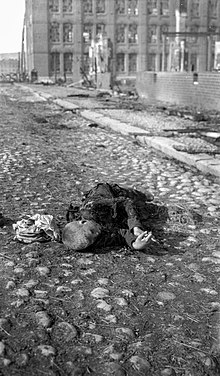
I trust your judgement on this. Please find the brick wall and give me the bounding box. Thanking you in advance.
[136,71,220,111]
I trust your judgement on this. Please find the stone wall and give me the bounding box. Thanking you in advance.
[136,71,220,110]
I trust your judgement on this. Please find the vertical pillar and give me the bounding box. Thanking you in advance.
[138,0,148,71]
[72,0,83,82]
[207,35,212,71]
[59,0,64,77]
[162,34,166,71]
[106,0,115,84]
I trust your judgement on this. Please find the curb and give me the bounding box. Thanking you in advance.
[22,86,220,179]
[80,110,220,179]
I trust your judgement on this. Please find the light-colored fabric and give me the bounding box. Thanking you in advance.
[13,214,60,243]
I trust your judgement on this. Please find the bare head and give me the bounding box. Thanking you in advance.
[62,219,102,251]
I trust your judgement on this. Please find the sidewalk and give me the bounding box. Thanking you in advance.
[20,83,220,179]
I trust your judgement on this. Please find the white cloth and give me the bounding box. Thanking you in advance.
[13,214,60,243]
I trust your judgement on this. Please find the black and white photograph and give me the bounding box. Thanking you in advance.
[0,1,220,375]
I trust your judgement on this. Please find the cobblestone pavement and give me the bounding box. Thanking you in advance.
[0,84,220,376]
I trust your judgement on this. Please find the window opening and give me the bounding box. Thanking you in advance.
[63,0,73,12]
[115,0,125,14]
[64,53,73,73]
[129,53,137,72]
[50,22,60,42]
[116,24,126,43]
[83,0,93,14]
[128,23,138,44]
[49,0,59,12]
[96,0,105,14]
[63,23,73,43]
[116,53,125,72]
[128,0,138,15]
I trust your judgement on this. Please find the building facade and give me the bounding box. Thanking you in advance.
[0,53,19,75]
[25,0,220,82]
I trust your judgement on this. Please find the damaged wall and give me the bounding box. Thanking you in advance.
[136,72,220,111]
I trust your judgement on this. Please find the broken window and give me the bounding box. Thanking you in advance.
[50,53,60,73]
[160,24,169,42]
[96,23,106,36]
[128,53,137,72]
[63,23,73,43]
[63,0,73,12]
[148,25,157,43]
[116,24,126,43]
[50,22,60,42]
[128,0,138,15]
[160,0,169,16]
[83,24,93,43]
[64,53,73,73]
[128,24,138,44]
[116,53,125,72]
[191,0,200,17]
[83,0,93,14]
[49,0,59,12]
[115,0,125,14]
[96,0,105,14]
[148,53,156,71]
[147,0,157,15]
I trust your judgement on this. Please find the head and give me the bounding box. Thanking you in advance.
[62,219,102,251]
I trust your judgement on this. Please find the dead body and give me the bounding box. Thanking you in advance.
[62,182,169,252]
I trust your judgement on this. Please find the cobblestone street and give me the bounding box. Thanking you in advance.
[0,84,220,376]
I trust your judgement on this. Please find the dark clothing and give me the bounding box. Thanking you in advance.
[66,182,165,250]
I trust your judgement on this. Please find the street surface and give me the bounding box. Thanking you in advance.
[0,84,220,376]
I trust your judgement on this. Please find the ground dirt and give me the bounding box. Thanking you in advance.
[0,84,220,376]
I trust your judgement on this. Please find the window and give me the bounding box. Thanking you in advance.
[128,0,138,15]
[63,23,73,43]
[64,53,73,73]
[115,0,125,14]
[83,53,90,74]
[191,0,200,17]
[160,24,169,42]
[96,0,105,14]
[208,24,217,41]
[160,0,169,16]
[116,24,125,43]
[147,0,157,15]
[116,53,125,72]
[128,24,138,44]
[49,0,59,12]
[50,53,60,73]
[190,25,199,43]
[50,22,60,42]
[148,53,156,71]
[83,0,93,14]
[180,0,187,13]
[208,0,217,18]
[129,53,137,72]
[63,0,73,12]
[83,24,93,43]
[96,23,106,36]
[148,25,157,43]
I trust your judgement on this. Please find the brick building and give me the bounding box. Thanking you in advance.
[25,0,220,83]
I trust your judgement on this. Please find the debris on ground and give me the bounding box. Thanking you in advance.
[13,214,60,243]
